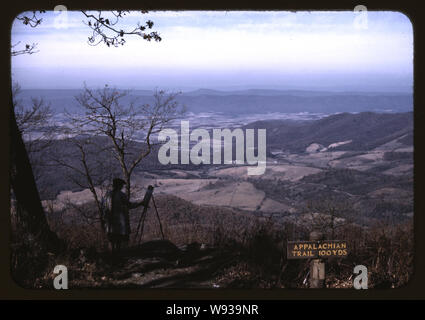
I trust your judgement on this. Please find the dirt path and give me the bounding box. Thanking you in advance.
[70,240,237,288]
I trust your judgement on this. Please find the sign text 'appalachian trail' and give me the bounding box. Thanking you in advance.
[287,240,348,259]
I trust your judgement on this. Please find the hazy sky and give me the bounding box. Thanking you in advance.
[11,11,413,92]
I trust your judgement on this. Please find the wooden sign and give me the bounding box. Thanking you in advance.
[287,240,348,260]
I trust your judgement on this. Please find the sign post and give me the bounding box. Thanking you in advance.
[287,231,348,288]
[310,259,325,288]
[309,231,325,288]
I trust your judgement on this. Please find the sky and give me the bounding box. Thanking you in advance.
[11,10,413,92]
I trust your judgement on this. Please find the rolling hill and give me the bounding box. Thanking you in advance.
[244,112,413,153]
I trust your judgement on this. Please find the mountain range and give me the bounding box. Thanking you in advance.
[18,89,413,115]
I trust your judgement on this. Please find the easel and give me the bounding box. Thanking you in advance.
[134,185,165,245]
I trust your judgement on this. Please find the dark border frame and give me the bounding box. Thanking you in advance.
[1,0,423,300]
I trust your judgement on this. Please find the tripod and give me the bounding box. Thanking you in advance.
[134,185,165,245]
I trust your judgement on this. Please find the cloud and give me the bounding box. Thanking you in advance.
[11,11,413,89]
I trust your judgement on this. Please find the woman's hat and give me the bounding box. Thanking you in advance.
[113,178,126,187]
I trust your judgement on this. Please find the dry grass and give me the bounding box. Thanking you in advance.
[11,195,414,289]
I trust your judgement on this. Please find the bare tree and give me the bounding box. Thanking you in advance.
[12,10,161,56]
[52,136,115,234]
[304,197,354,238]
[9,93,60,245]
[70,84,184,197]
[12,82,54,163]
[11,11,44,56]
[11,82,57,228]
[11,42,39,56]
[81,10,161,47]
[54,84,184,232]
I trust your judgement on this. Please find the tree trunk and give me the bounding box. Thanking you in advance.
[9,101,63,250]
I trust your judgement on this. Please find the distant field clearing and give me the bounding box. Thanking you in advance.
[212,164,322,181]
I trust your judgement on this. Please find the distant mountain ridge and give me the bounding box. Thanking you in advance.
[19,88,413,115]
[183,88,412,97]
